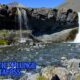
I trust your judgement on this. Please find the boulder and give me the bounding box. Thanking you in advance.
[41,66,68,80]
[37,27,78,43]
[19,66,68,80]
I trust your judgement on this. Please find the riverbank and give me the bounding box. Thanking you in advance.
[0,27,78,47]
[20,58,80,80]
[0,43,80,79]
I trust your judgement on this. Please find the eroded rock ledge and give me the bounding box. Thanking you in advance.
[0,4,79,44]
[0,4,78,35]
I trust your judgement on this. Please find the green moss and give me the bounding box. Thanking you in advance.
[76,75,80,80]
[0,76,5,79]
[36,75,46,80]
[0,39,8,45]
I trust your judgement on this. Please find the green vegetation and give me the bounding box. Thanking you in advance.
[0,30,30,45]
[0,39,8,45]
[0,76,5,79]
[76,74,80,80]
[36,75,46,80]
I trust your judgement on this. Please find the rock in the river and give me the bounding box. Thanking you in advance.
[20,66,68,80]
[41,66,68,80]
[37,27,78,43]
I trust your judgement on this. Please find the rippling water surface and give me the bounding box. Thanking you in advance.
[0,43,80,66]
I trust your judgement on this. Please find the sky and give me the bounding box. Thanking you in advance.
[0,0,65,8]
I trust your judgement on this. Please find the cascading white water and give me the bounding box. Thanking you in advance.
[21,9,28,29]
[17,8,22,40]
[74,12,80,43]
[17,8,27,43]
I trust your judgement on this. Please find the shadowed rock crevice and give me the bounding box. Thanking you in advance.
[51,75,60,80]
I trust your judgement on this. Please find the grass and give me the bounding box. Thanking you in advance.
[0,76,5,79]
[0,39,8,45]
[76,74,80,80]
[36,75,46,80]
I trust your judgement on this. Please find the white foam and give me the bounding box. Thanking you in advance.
[74,12,80,43]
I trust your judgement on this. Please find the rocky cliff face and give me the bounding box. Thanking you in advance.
[0,4,78,36]
[37,27,78,43]
[27,8,78,35]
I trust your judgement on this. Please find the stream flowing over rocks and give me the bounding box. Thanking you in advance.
[0,3,80,80]
[0,43,80,80]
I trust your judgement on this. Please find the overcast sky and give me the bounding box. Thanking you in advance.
[0,0,65,8]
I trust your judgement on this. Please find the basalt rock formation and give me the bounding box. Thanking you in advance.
[0,4,78,36]
[27,8,78,35]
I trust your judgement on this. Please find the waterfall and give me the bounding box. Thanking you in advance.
[21,9,28,29]
[17,8,22,41]
[17,8,28,43]
[74,12,80,43]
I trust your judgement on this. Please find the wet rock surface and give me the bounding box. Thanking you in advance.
[0,4,78,36]
[0,4,78,43]
[27,8,78,35]
[37,27,78,43]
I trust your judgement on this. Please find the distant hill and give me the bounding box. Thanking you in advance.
[7,1,80,12]
[58,0,80,12]
[7,2,26,8]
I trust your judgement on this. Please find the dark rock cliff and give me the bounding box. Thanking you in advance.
[27,8,78,35]
[0,4,78,36]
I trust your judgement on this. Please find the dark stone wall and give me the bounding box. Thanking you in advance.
[0,5,78,35]
[27,8,78,35]
[0,5,17,29]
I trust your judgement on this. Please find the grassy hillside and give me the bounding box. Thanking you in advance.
[57,0,80,12]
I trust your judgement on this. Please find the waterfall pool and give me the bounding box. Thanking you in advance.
[0,43,80,64]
